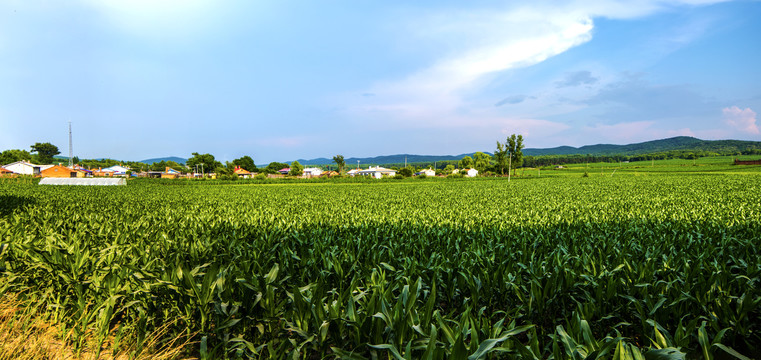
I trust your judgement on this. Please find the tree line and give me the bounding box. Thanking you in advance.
[5,136,758,178]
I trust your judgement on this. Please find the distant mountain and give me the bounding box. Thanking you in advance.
[522,136,761,156]
[285,137,761,166]
[292,153,488,166]
[139,156,187,165]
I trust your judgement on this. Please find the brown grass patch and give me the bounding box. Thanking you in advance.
[0,293,196,360]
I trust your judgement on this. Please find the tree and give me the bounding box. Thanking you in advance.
[30,142,60,164]
[232,156,257,172]
[333,155,345,174]
[186,153,222,174]
[443,164,455,174]
[398,167,413,177]
[494,141,507,175]
[264,162,289,174]
[459,155,474,169]
[150,161,168,172]
[0,149,33,165]
[289,161,304,176]
[473,152,491,172]
[506,134,524,175]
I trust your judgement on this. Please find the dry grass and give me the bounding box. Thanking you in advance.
[0,294,196,360]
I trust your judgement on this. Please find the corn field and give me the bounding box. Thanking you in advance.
[1,175,760,359]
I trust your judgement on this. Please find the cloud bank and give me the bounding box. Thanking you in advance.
[723,106,759,134]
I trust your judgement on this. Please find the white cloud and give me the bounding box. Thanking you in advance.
[79,0,220,43]
[346,0,729,133]
[723,106,759,134]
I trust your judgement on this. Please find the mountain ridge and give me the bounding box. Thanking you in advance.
[283,136,761,165]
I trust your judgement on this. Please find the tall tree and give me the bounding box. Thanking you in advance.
[459,155,474,169]
[473,152,491,172]
[186,152,222,174]
[232,156,257,172]
[332,155,345,174]
[494,141,507,175]
[289,161,304,176]
[0,149,33,165]
[264,162,289,174]
[30,142,60,164]
[506,134,525,175]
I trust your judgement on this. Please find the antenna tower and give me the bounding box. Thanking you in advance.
[68,121,73,167]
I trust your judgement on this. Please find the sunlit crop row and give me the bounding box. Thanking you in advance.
[1,175,759,359]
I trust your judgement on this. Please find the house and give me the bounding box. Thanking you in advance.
[233,166,252,178]
[162,167,181,179]
[2,161,53,176]
[278,168,290,175]
[346,169,360,177]
[40,164,79,178]
[101,165,130,176]
[302,167,323,177]
[357,166,397,179]
[416,168,436,177]
[0,167,14,177]
[465,168,478,177]
[320,170,339,177]
[72,165,93,177]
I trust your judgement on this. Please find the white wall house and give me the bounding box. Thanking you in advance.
[2,161,52,175]
[102,165,130,175]
[466,168,478,177]
[302,167,323,177]
[357,166,397,179]
[418,168,436,177]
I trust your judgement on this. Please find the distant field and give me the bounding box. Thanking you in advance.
[515,155,761,177]
[1,166,761,359]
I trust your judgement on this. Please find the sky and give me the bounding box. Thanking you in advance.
[1,0,760,163]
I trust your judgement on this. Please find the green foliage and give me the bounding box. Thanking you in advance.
[0,149,33,165]
[398,167,413,177]
[507,134,524,175]
[263,162,289,174]
[1,174,760,359]
[149,160,184,172]
[186,152,222,174]
[333,155,345,174]
[494,141,507,175]
[473,152,491,172]
[459,155,474,169]
[288,160,303,176]
[232,155,257,172]
[29,142,60,164]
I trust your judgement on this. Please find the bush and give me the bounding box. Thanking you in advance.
[398,168,413,177]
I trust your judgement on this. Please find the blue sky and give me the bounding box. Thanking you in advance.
[1,0,760,163]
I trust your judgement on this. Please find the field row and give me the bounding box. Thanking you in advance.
[1,175,760,358]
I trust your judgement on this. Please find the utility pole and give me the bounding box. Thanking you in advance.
[68,121,73,167]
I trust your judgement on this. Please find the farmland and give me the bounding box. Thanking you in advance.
[1,170,761,359]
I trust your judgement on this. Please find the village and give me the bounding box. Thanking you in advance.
[0,160,481,180]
